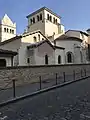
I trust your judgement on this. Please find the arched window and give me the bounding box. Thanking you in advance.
[10,29,12,33]
[67,52,73,63]
[58,55,61,64]
[50,16,52,22]
[47,14,49,20]
[4,28,6,32]
[30,19,33,24]
[38,34,40,41]
[53,17,55,24]
[40,14,42,20]
[55,19,57,24]
[7,28,9,33]
[12,30,14,34]
[37,15,40,21]
[45,54,48,65]
[33,36,37,42]
[33,17,35,23]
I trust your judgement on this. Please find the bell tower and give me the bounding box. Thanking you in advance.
[0,14,16,42]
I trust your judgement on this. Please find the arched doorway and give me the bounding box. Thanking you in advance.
[58,55,61,64]
[45,54,48,65]
[0,59,6,67]
[67,52,73,63]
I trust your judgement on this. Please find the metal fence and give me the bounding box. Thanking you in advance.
[0,68,90,104]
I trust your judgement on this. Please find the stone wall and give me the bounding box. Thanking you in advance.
[0,64,90,89]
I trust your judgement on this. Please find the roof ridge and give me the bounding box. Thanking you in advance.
[26,6,61,18]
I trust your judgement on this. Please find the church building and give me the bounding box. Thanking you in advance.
[0,7,90,67]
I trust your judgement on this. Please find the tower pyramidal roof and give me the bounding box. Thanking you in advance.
[1,14,16,27]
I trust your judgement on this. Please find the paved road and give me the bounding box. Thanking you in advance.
[0,77,90,120]
[0,72,83,103]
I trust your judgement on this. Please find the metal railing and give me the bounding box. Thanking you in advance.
[0,68,90,104]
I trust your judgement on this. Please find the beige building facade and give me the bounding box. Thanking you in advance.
[26,7,65,38]
[0,14,16,42]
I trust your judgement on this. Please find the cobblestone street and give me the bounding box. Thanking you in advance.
[0,77,90,120]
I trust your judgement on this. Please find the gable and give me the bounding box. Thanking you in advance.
[36,41,54,56]
[22,31,47,43]
[1,14,16,27]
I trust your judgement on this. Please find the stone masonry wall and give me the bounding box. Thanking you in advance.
[0,64,90,89]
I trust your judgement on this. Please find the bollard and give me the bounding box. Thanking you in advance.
[12,79,16,98]
[63,72,65,82]
[84,69,86,77]
[56,73,58,85]
[39,76,42,90]
[73,70,75,81]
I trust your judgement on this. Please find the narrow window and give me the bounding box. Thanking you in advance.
[55,19,57,24]
[58,55,61,64]
[68,53,72,63]
[40,14,42,20]
[53,32,55,35]
[4,28,6,32]
[50,16,52,22]
[7,28,9,33]
[27,58,30,63]
[12,30,14,34]
[67,52,73,63]
[10,29,12,33]
[37,15,40,21]
[33,36,37,42]
[53,18,55,24]
[47,14,49,20]
[33,17,35,23]
[30,19,33,24]
[38,34,40,41]
[45,54,48,65]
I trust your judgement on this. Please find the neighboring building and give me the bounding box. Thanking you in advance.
[0,49,17,67]
[0,31,49,66]
[26,7,65,38]
[0,14,16,42]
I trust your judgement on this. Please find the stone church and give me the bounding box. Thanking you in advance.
[0,7,90,67]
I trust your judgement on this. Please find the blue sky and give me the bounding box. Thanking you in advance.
[0,0,90,34]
